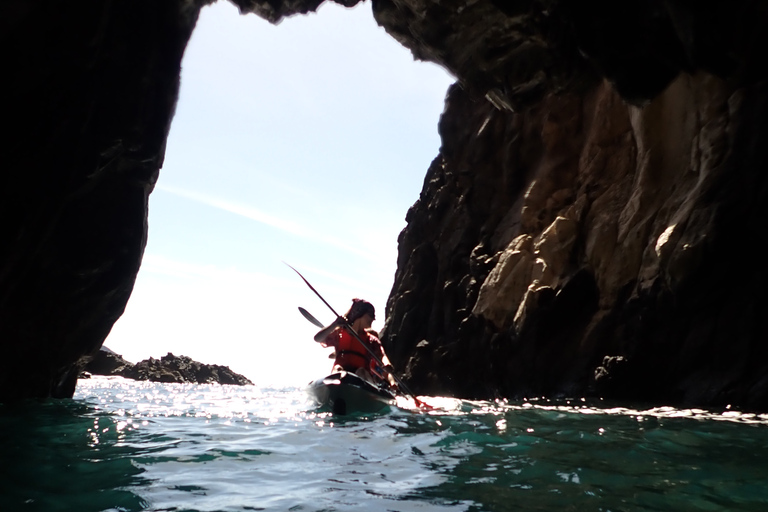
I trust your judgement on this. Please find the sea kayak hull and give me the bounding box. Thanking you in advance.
[308,371,396,414]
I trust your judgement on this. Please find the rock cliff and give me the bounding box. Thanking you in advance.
[1,1,202,400]
[2,0,767,408]
[385,76,768,409]
[373,2,768,409]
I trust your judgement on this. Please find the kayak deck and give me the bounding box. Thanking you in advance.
[308,371,396,414]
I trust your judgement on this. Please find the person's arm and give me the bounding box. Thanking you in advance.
[378,346,398,389]
[313,316,346,343]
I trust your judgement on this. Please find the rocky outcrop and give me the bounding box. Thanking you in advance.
[381,46,768,408]
[125,353,254,385]
[2,0,768,408]
[82,347,134,377]
[84,348,253,386]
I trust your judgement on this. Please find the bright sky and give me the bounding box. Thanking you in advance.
[104,0,454,387]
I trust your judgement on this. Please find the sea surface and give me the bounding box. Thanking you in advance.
[2,376,768,512]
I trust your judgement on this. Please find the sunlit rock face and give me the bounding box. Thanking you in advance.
[0,1,202,400]
[375,2,768,409]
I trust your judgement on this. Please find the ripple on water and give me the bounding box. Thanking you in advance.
[2,376,768,511]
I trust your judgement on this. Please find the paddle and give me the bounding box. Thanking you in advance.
[287,263,431,410]
[298,307,324,328]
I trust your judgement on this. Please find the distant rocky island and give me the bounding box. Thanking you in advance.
[82,347,253,386]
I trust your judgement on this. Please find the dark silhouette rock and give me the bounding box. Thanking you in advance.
[124,353,253,386]
[1,1,201,400]
[82,347,134,378]
[84,348,253,386]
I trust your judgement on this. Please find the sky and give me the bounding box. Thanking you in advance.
[104,0,454,387]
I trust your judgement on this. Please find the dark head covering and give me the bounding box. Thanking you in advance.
[345,298,375,323]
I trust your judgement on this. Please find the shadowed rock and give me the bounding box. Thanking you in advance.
[84,348,253,386]
[1,1,202,400]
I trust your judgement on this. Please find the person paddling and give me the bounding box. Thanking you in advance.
[314,299,398,390]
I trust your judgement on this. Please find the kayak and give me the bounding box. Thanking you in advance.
[308,371,396,414]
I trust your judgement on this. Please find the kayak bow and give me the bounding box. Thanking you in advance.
[308,371,396,415]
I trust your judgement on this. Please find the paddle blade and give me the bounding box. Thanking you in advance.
[298,307,324,328]
[414,397,435,411]
[394,394,437,412]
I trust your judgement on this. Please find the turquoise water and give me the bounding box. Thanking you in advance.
[2,377,768,511]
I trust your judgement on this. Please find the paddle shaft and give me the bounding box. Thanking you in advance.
[287,264,422,403]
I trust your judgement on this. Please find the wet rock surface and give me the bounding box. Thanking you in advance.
[84,348,253,386]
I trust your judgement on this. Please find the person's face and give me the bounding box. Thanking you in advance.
[361,312,374,328]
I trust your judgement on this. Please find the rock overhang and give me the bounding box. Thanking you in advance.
[1,0,766,404]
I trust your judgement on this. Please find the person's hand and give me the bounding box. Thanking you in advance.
[383,364,395,374]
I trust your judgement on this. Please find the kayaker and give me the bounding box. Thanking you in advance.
[314,299,398,389]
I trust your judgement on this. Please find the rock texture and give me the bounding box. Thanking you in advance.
[84,348,253,386]
[1,1,204,400]
[377,5,768,409]
[2,0,768,409]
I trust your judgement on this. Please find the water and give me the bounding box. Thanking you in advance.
[2,377,768,511]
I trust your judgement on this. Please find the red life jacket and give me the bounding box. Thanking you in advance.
[326,328,383,372]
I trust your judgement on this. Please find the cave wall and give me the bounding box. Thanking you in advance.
[0,1,203,399]
[2,0,767,407]
[385,75,768,409]
[374,2,768,409]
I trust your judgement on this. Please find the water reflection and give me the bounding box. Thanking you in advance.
[5,379,768,512]
[390,400,768,511]
[0,399,151,512]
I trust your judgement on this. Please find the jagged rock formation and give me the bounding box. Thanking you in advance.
[84,348,253,385]
[82,347,135,377]
[376,3,768,409]
[385,75,768,410]
[2,0,767,408]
